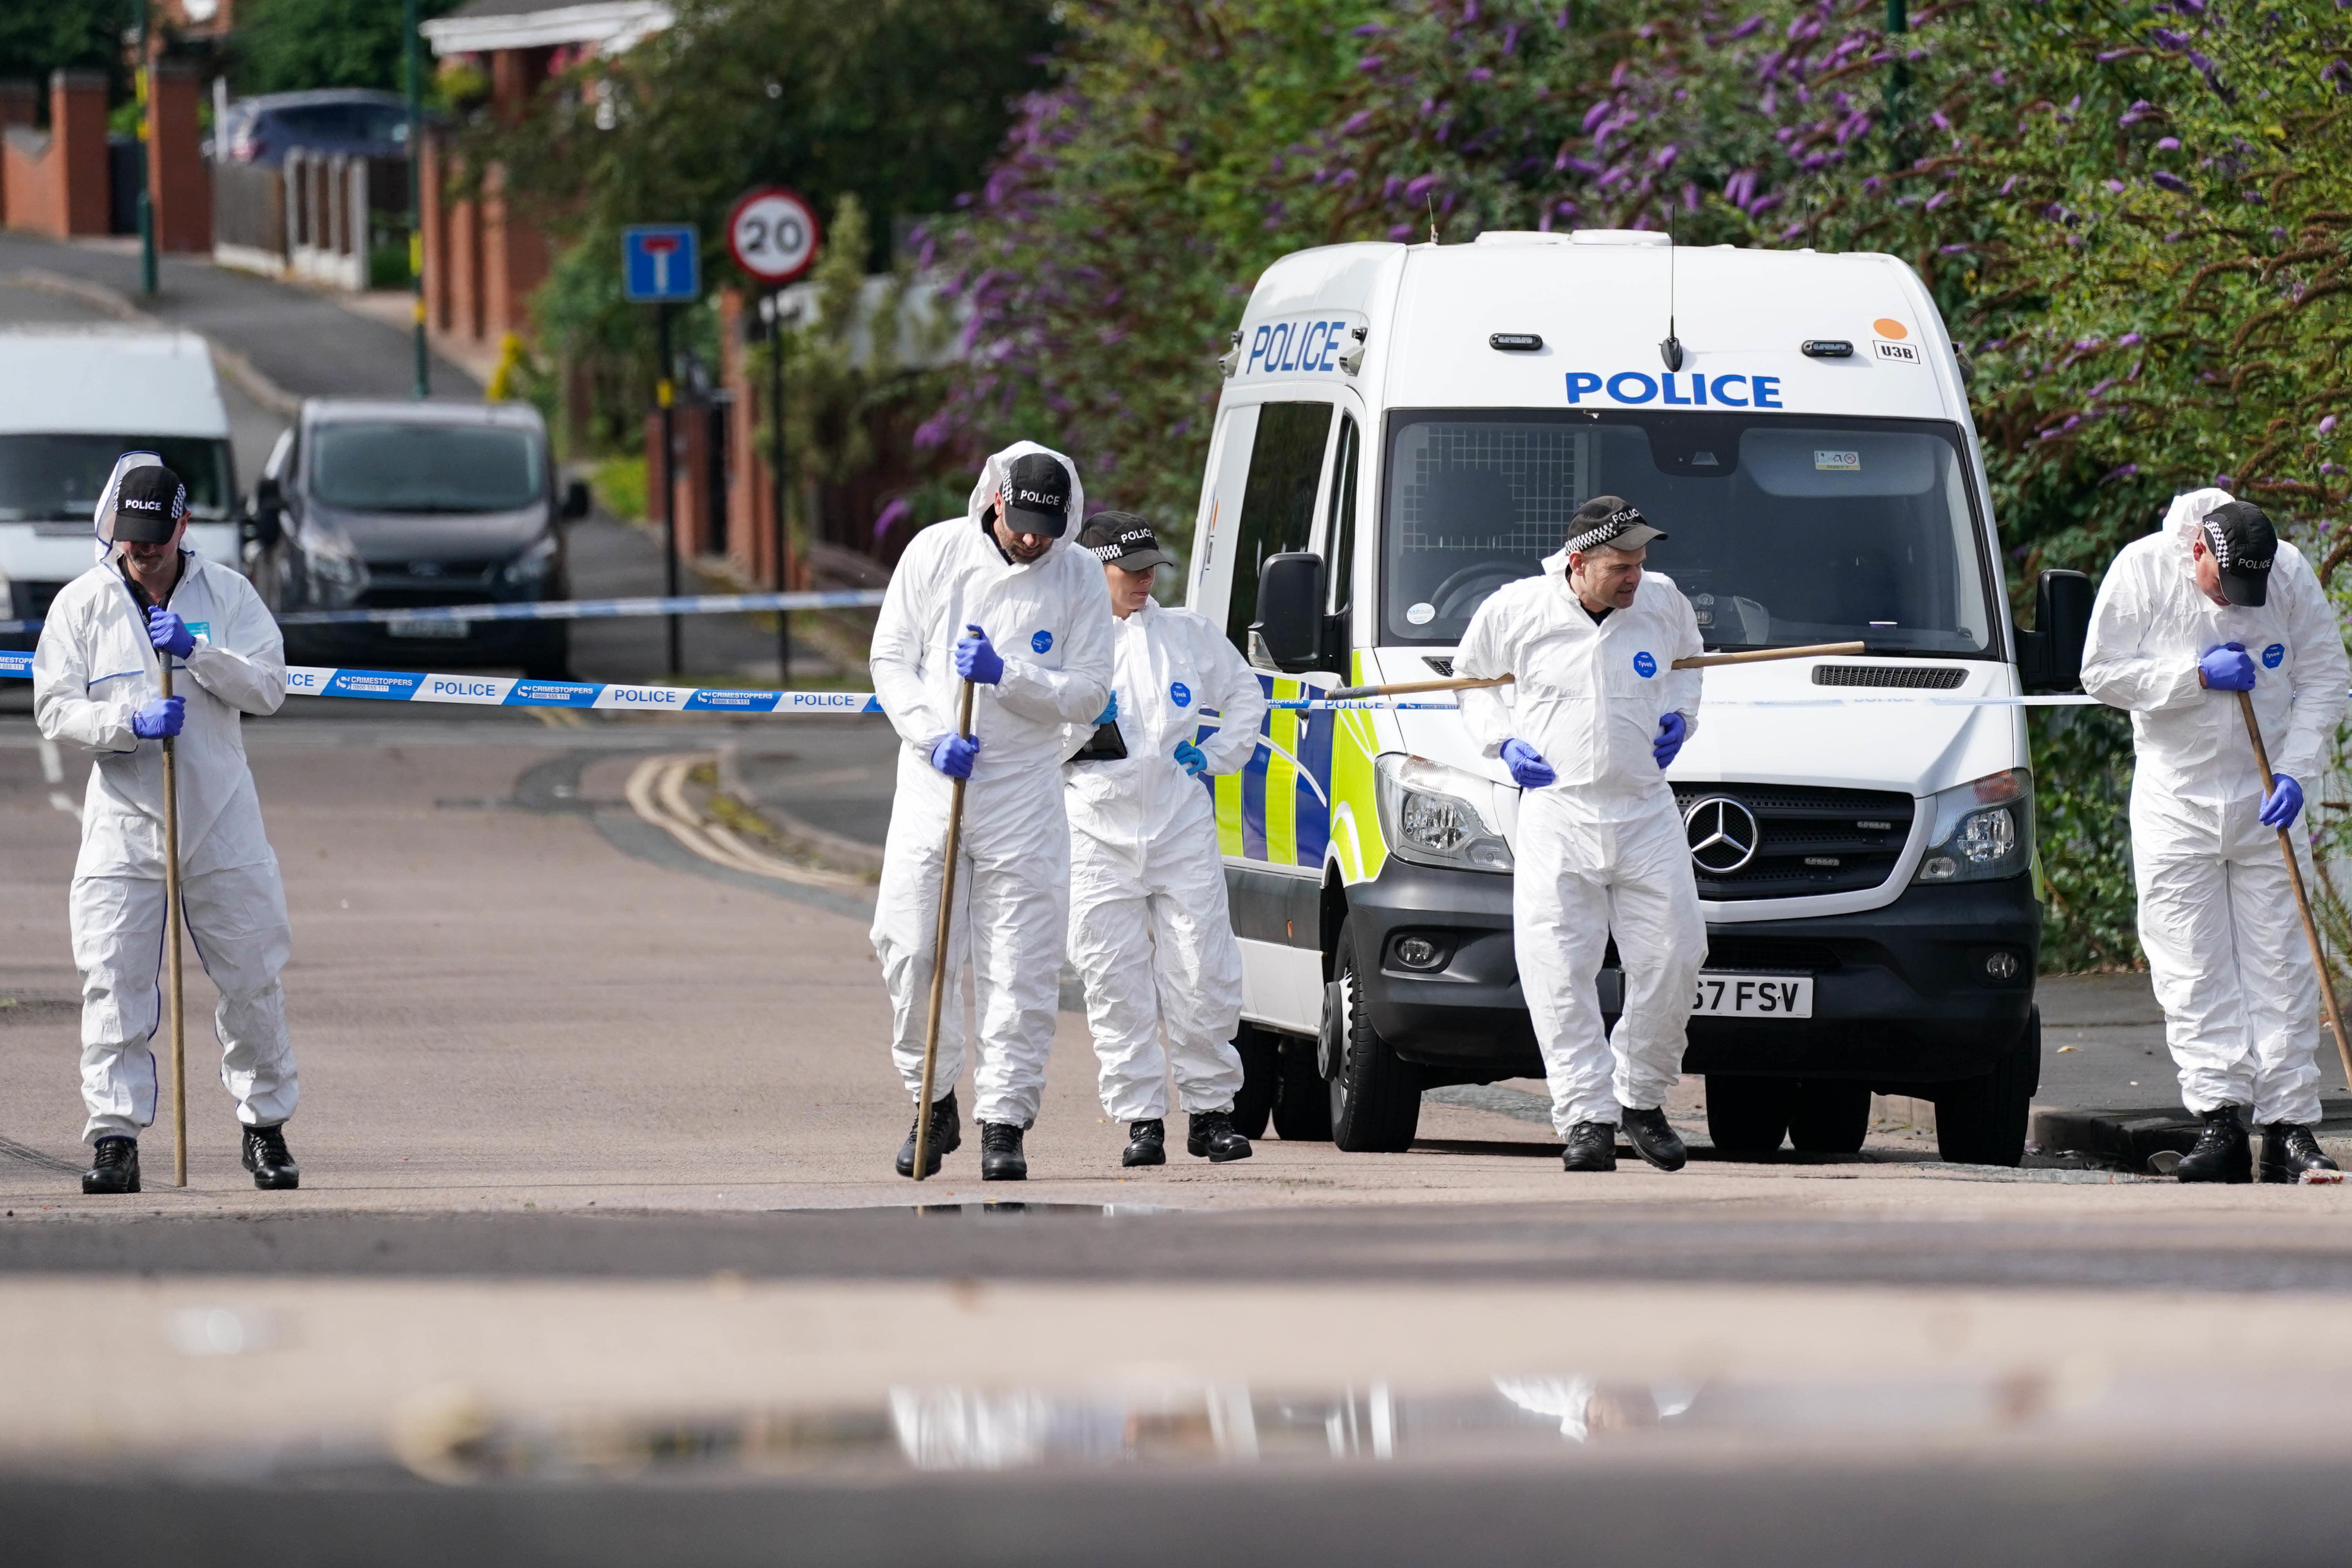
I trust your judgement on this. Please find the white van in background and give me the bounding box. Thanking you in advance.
[0,327,241,648]
[1188,231,2091,1167]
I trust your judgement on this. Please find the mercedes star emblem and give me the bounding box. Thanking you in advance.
[1684,795,1760,875]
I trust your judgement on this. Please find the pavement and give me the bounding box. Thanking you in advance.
[9,238,2352,1563]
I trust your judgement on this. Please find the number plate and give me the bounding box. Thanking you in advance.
[385,615,470,639]
[1690,973,1813,1018]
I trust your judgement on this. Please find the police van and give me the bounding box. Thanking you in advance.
[1185,231,2089,1167]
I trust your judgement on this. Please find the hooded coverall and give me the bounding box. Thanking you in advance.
[868,442,1115,1127]
[1063,600,1268,1122]
[1458,552,1707,1132]
[33,551,298,1144]
[2081,489,2351,1126]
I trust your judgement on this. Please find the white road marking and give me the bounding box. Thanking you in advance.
[624,753,868,893]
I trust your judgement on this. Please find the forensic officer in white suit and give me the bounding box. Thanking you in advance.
[1061,514,1269,1169]
[869,442,1114,1181]
[1457,496,1706,1174]
[33,455,301,1195]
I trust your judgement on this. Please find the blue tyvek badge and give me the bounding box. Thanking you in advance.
[1633,650,1657,678]
[1032,630,1053,654]
[2263,642,2286,669]
[186,621,211,644]
[1171,681,1192,707]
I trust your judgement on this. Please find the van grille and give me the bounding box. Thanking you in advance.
[1671,782,1915,901]
[1812,665,1966,690]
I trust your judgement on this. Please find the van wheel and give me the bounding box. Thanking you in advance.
[1327,919,1421,1152]
[1271,1035,1331,1142]
[1704,1076,1794,1155]
[1230,1025,1281,1139]
[1787,1081,1873,1154]
[1934,1007,2041,1167]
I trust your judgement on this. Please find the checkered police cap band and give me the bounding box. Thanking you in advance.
[2201,516,2273,573]
[1091,527,1157,562]
[1565,505,1648,555]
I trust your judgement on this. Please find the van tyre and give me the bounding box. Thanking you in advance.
[1705,1076,1794,1156]
[1933,1006,2041,1168]
[1230,1024,1282,1140]
[1328,918,1421,1152]
[1788,1080,1872,1154]
[1271,1035,1332,1142]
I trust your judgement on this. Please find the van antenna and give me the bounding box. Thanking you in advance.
[1428,195,1440,246]
[1659,198,1684,372]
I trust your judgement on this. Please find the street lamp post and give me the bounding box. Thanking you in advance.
[132,0,156,296]
[405,0,430,398]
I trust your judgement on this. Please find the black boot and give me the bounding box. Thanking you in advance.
[1186,1108,1253,1163]
[2176,1105,2252,1184]
[81,1136,140,1195]
[980,1122,1027,1181]
[895,1089,962,1178]
[1621,1107,1688,1172]
[2259,1122,2340,1183]
[1122,1119,1167,1168]
[242,1124,300,1191]
[1563,1122,1617,1172]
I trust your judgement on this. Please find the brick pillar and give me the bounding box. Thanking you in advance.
[673,401,713,557]
[480,161,548,341]
[419,131,450,333]
[51,70,110,236]
[447,174,483,344]
[718,290,766,586]
[146,59,210,252]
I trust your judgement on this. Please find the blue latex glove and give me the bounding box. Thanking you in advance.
[954,624,1005,686]
[1653,710,1689,769]
[131,696,184,740]
[147,606,196,659]
[1093,692,1118,726]
[1174,739,1207,777]
[1500,737,1555,790]
[2261,773,2304,829]
[2198,641,2255,691]
[929,731,980,778]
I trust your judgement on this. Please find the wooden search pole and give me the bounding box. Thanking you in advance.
[2236,690,2352,1091]
[158,652,188,1188]
[1323,640,1868,700]
[909,679,977,1182]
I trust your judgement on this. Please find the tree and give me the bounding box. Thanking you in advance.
[0,0,126,109]
[234,0,465,96]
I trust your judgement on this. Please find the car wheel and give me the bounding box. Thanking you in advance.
[1787,1080,1872,1154]
[1230,1024,1281,1140]
[1271,1033,1331,1142]
[1704,1075,1795,1155]
[1933,1007,2041,1167]
[1327,918,1421,1153]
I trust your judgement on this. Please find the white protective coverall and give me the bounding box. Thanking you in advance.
[33,551,298,1143]
[1063,600,1268,1122]
[1457,552,1707,1131]
[2080,489,2350,1126]
[869,442,1114,1127]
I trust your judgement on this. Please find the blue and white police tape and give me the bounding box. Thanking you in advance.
[0,586,887,638]
[0,652,882,714]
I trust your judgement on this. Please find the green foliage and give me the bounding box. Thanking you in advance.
[590,454,648,523]
[2031,706,2140,972]
[0,0,123,107]
[481,0,1056,277]
[234,0,465,95]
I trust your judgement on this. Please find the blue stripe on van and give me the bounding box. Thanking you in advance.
[1294,704,1333,869]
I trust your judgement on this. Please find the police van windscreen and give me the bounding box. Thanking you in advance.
[1379,411,1998,657]
[0,435,234,523]
[310,423,544,514]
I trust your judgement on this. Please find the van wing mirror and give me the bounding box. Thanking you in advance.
[2015,567,2092,692]
[561,477,591,521]
[1250,552,1326,673]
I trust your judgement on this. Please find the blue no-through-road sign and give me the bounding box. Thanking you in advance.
[622,224,701,303]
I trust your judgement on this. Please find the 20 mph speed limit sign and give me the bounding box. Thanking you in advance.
[727,187,821,285]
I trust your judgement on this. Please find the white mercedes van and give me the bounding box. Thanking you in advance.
[0,327,240,649]
[1186,232,2089,1167]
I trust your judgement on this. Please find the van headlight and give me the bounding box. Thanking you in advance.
[1375,753,1514,873]
[1913,768,2034,884]
[298,523,367,607]
[499,534,559,590]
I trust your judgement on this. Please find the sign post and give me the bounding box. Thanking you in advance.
[623,223,702,678]
[727,187,821,686]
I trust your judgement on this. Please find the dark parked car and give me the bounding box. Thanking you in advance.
[248,400,589,679]
[218,90,414,166]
